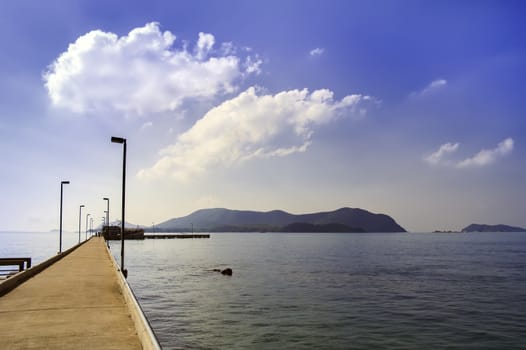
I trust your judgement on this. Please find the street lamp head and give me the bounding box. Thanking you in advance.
[103,197,109,200]
[80,204,85,208]
[111,136,126,144]
[61,181,70,185]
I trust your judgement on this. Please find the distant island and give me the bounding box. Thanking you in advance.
[461,224,526,233]
[151,207,406,233]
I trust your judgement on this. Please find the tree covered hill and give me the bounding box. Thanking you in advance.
[155,207,406,233]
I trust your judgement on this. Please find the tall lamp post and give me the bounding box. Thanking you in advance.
[111,136,127,277]
[78,205,85,244]
[103,197,110,227]
[85,213,90,240]
[59,180,70,253]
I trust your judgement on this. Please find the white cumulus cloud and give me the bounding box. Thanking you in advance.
[138,87,373,181]
[195,32,215,59]
[425,138,514,168]
[43,22,258,116]
[244,55,263,75]
[309,48,324,57]
[457,138,514,168]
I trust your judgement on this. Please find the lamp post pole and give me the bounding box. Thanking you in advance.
[103,197,109,227]
[59,180,70,253]
[78,205,85,244]
[111,136,127,277]
[90,217,93,237]
[86,213,90,240]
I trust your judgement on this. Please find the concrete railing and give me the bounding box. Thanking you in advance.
[104,242,162,350]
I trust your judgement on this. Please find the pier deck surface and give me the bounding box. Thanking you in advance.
[0,237,142,349]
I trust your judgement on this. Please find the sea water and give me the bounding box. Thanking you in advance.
[108,232,526,349]
[2,231,525,349]
[0,231,81,265]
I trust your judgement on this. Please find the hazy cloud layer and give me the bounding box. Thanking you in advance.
[425,138,514,168]
[138,87,373,181]
[44,23,259,115]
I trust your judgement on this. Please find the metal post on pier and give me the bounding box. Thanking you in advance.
[59,180,69,253]
[103,197,110,227]
[111,136,127,278]
[78,205,84,243]
[85,213,90,240]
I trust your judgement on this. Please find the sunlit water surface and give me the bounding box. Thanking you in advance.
[108,232,526,350]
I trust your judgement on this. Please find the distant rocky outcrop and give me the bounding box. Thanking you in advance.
[461,224,526,233]
[213,268,233,276]
[154,207,406,233]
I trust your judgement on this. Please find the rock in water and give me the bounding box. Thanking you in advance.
[221,268,232,276]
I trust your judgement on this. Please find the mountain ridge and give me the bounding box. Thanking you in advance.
[155,207,406,233]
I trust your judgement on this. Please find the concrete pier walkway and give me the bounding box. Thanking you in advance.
[0,237,143,349]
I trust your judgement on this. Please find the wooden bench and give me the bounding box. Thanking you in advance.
[0,258,32,276]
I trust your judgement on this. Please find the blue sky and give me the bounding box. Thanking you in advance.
[1,0,525,232]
